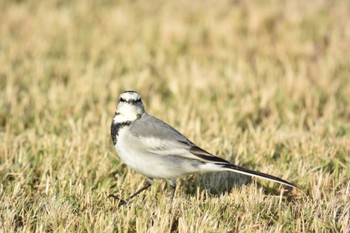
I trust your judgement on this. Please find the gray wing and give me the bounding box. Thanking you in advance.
[129,113,229,163]
[129,113,193,145]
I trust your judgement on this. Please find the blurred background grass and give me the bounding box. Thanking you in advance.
[0,0,349,232]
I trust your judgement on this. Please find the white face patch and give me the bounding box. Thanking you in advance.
[114,91,145,123]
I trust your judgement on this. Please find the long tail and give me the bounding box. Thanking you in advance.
[221,163,297,188]
[188,145,297,188]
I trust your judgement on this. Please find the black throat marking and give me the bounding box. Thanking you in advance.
[111,119,132,145]
[111,112,143,145]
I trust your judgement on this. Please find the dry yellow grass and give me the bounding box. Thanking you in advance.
[0,0,349,232]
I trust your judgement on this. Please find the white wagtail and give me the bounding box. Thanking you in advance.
[109,90,297,205]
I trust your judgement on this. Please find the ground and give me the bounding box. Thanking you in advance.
[0,0,349,232]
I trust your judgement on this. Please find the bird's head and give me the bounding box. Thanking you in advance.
[113,90,145,123]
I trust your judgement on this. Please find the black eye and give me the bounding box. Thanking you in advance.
[119,97,126,102]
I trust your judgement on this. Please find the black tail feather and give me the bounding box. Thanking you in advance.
[220,163,297,188]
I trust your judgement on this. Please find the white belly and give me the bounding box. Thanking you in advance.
[115,127,200,179]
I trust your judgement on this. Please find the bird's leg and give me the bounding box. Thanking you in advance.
[169,179,177,203]
[125,178,153,202]
[108,178,153,206]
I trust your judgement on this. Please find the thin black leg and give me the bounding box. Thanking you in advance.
[108,178,153,206]
[125,178,153,202]
[169,179,177,203]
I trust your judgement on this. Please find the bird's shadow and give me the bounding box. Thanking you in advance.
[180,172,296,200]
[181,172,251,197]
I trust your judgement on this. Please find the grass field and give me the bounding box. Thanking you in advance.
[1,0,349,232]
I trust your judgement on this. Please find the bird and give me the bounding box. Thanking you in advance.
[109,90,297,205]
